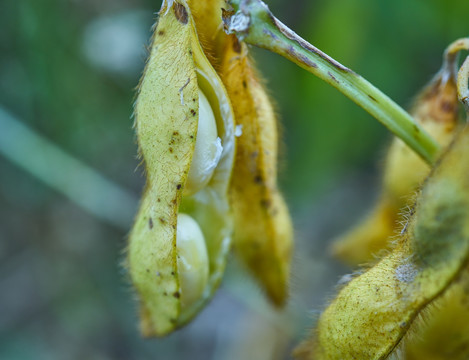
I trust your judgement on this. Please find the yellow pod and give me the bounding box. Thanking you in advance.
[403,266,469,360]
[295,125,469,359]
[128,0,235,336]
[187,0,226,64]
[331,50,462,266]
[220,35,293,306]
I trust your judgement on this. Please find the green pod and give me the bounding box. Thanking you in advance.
[128,0,235,336]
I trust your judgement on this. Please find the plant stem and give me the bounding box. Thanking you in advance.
[223,0,441,164]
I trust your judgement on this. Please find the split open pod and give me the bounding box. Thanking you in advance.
[128,0,235,336]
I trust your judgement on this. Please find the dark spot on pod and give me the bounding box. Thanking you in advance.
[176,183,182,190]
[146,269,150,273]
[190,135,194,139]
[158,30,165,36]
[190,109,196,116]
[242,80,247,89]
[174,3,188,24]
[149,217,154,229]
[232,37,242,53]
[159,217,166,224]
[260,199,272,208]
[441,100,456,113]
[173,131,179,136]
[169,147,173,153]
[157,198,161,202]
[192,98,196,102]
[171,271,175,276]
[254,175,263,184]
[173,291,181,298]
[189,50,192,56]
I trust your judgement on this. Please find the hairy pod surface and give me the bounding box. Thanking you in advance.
[295,125,469,359]
[128,0,235,336]
[220,35,293,306]
[403,266,469,360]
[332,66,462,266]
[187,0,226,65]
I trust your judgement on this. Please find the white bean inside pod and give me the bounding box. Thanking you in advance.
[176,213,209,310]
[184,88,223,196]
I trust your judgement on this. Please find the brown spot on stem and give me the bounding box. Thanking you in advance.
[176,183,182,190]
[328,71,339,83]
[173,291,180,298]
[273,17,352,73]
[174,3,188,24]
[368,94,378,102]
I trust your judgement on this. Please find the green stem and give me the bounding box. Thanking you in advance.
[223,0,440,164]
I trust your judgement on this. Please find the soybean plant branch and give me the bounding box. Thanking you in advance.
[223,0,441,165]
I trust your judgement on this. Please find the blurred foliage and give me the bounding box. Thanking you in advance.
[0,0,468,359]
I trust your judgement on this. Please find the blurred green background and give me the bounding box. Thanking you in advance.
[1,0,468,359]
